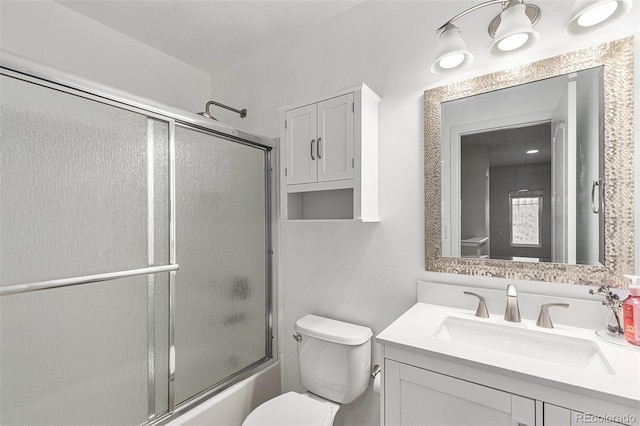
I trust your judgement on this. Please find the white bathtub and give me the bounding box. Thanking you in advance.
[167,362,282,426]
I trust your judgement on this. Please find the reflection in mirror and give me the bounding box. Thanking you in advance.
[442,68,604,266]
[424,38,634,287]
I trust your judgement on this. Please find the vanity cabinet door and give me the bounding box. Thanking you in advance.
[384,360,535,426]
[544,403,631,426]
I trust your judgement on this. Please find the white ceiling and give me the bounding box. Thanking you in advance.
[56,0,365,74]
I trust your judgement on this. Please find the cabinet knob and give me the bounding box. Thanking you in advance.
[317,137,322,159]
[310,139,315,160]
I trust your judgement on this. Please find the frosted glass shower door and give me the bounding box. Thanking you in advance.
[174,126,269,404]
[0,74,171,425]
[0,75,170,284]
[0,274,170,425]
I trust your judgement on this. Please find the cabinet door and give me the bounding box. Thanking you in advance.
[385,360,535,426]
[544,404,631,426]
[285,103,317,185]
[317,93,354,182]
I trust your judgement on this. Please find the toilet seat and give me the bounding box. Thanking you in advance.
[242,391,335,426]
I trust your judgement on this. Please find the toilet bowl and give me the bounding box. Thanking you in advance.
[242,391,339,426]
[242,315,372,426]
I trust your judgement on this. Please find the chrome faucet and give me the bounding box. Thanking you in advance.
[504,284,521,323]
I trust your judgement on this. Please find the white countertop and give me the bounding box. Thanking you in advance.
[376,303,640,406]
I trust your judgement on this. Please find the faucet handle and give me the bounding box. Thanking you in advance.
[536,303,569,328]
[463,291,490,318]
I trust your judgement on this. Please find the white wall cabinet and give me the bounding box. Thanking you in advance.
[285,93,354,185]
[279,84,379,221]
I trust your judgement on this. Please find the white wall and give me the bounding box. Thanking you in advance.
[0,0,210,112]
[208,2,640,425]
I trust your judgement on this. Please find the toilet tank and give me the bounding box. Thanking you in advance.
[294,315,372,404]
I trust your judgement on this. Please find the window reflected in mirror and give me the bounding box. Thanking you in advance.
[510,190,543,248]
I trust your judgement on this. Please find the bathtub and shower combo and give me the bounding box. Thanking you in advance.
[0,55,277,425]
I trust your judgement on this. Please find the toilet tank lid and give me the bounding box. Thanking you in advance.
[295,315,373,345]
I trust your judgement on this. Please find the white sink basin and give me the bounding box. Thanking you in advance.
[434,317,615,375]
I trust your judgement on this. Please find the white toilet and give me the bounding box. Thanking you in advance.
[242,314,373,426]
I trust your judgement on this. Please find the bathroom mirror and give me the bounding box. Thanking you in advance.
[442,67,604,265]
[424,38,634,287]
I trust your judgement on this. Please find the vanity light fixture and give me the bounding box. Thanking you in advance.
[566,0,632,35]
[487,0,541,57]
[431,23,474,74]
[431,0,541,74]
[526,149,539,154]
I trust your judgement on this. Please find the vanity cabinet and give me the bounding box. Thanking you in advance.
[377,288,639,426]
[380,345,637,426]
[385,360,535,426]
[279,84,379,221]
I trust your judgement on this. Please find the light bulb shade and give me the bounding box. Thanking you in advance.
[431,25,474,74]
[488,3,540,57]
[565,0,632,35]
